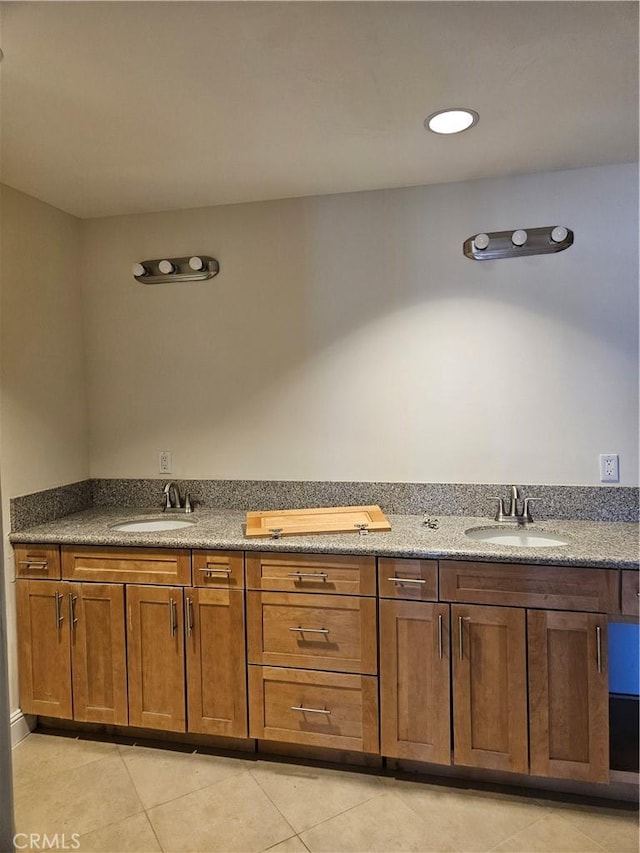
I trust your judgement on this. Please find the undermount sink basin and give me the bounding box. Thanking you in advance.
[110,518,196,533]
[465,526,570,548]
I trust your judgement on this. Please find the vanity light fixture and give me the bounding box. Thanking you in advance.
[132,255,220,284]
[425,108,479,135]
[463,226,574,260]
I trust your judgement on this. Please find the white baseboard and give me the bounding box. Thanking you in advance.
[10,709,34,747]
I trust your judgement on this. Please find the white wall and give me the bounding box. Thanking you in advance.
[1,185,89,716]
[81,163,638,487]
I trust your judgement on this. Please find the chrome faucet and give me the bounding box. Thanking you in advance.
[488,486,537,525]
[163,482,192,513]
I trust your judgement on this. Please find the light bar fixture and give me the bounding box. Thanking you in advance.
[132,256,220,284]
[463,226,574,261]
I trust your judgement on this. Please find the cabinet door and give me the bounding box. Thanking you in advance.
[16,580,72,718]
[127,586,185,732]
[186,588,247,737]
[528,610,609,782]
[379,600,450,764]
[71,583,128,725]
[452,604,528,774]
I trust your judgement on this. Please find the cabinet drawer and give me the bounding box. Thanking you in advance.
[14,545,61,579]
[378,558,437,600]
[247,591,377,674]
[246,552,375,596]
[621,571,639,617]
[193,550,244,589]
[62,546,191,585]
[439,561,618,613]
[249,665,379,753]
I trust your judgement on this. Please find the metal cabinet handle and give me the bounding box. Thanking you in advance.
[169,598,177,637]
[596,625,602,673]
[69,593,78,630]
[199,567,231,576]
[387,577,426,585]
[458,615,463,660]
[291,705,331,715]
[288,572,328,581]
[185,597,194,637]
[289,626,329,634]
[55,591,64,630]
[438,613,443,660]
[19,560,48,571]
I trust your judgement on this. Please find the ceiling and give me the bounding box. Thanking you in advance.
[0,1,637,219]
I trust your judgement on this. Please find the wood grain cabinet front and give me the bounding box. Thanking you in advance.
[528,610,609,783]
[16,579,128,725]
[452,603,528,775]
[185,587,248,737]
[621,571,639,617]
[247,591,377,674]
[246,552,376,596]
[440,561,618,613]
[62,545,191,586]
[379,600,450,764]
[249,666,379,753]
[192,550,244,589]
[126,585,186,732]
[378,558,437,601]
[15,545,61,580]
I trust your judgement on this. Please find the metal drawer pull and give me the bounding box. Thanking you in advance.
[19,560,48,571]
[291,705,332,715]
[387,577,426,585]
[289,626,330,634]
[199,566,232,575]
[185,597,194,637]
[458,615,463,660]
[69,593,78,630]
[169,598,177,637]
[438,613,443,660]
[288,572,328,581]
[596,625,602,673]
[55,591,64,629]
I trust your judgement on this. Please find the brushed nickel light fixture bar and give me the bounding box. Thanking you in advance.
[463,226,573,261]
[132,255,220,284]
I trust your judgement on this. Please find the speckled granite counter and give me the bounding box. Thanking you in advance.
[8,507,639,569]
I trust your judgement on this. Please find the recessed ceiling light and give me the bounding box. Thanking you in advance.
[425,108,479,135]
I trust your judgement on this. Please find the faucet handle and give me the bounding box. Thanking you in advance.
[184,492,192,513]
[522,497,538,523]
[488,497,507,521]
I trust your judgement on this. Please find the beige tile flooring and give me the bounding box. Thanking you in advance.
[10,732,639,853]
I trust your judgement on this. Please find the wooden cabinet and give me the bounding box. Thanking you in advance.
[249,666,378,753]
[247,591,377,674]
[440,561,618,613]
[14,545,61,579]
[378,558,437,601]
[62,546,191,586]
[379,599,450,764]
[528,610,609,782]
[452,603,528,774]
[621,571,639,617]
[16,579,127,724]
[186,587,247,737]
[246,552,375,596]
[193,550,244,589]
[71,583,128,725]
[127,586,186,732]
[17,580,72,718]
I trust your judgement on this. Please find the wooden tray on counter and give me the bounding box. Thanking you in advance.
[245,505,391,538]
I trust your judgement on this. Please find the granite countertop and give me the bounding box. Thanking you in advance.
[9,507,639,569]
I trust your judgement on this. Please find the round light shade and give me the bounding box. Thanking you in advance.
[158,260,175,274]
[132,263,147,277]
[188,256,204,271]
[425,109,479,135]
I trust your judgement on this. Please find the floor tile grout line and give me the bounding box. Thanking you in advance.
[246,767,300,838]
[293,789,393,840]
[485,813,609,853]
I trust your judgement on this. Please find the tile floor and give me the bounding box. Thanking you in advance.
[10,732,639,853]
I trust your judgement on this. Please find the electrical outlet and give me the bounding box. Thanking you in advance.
[159,451,172,475]
[599,453,619,483]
